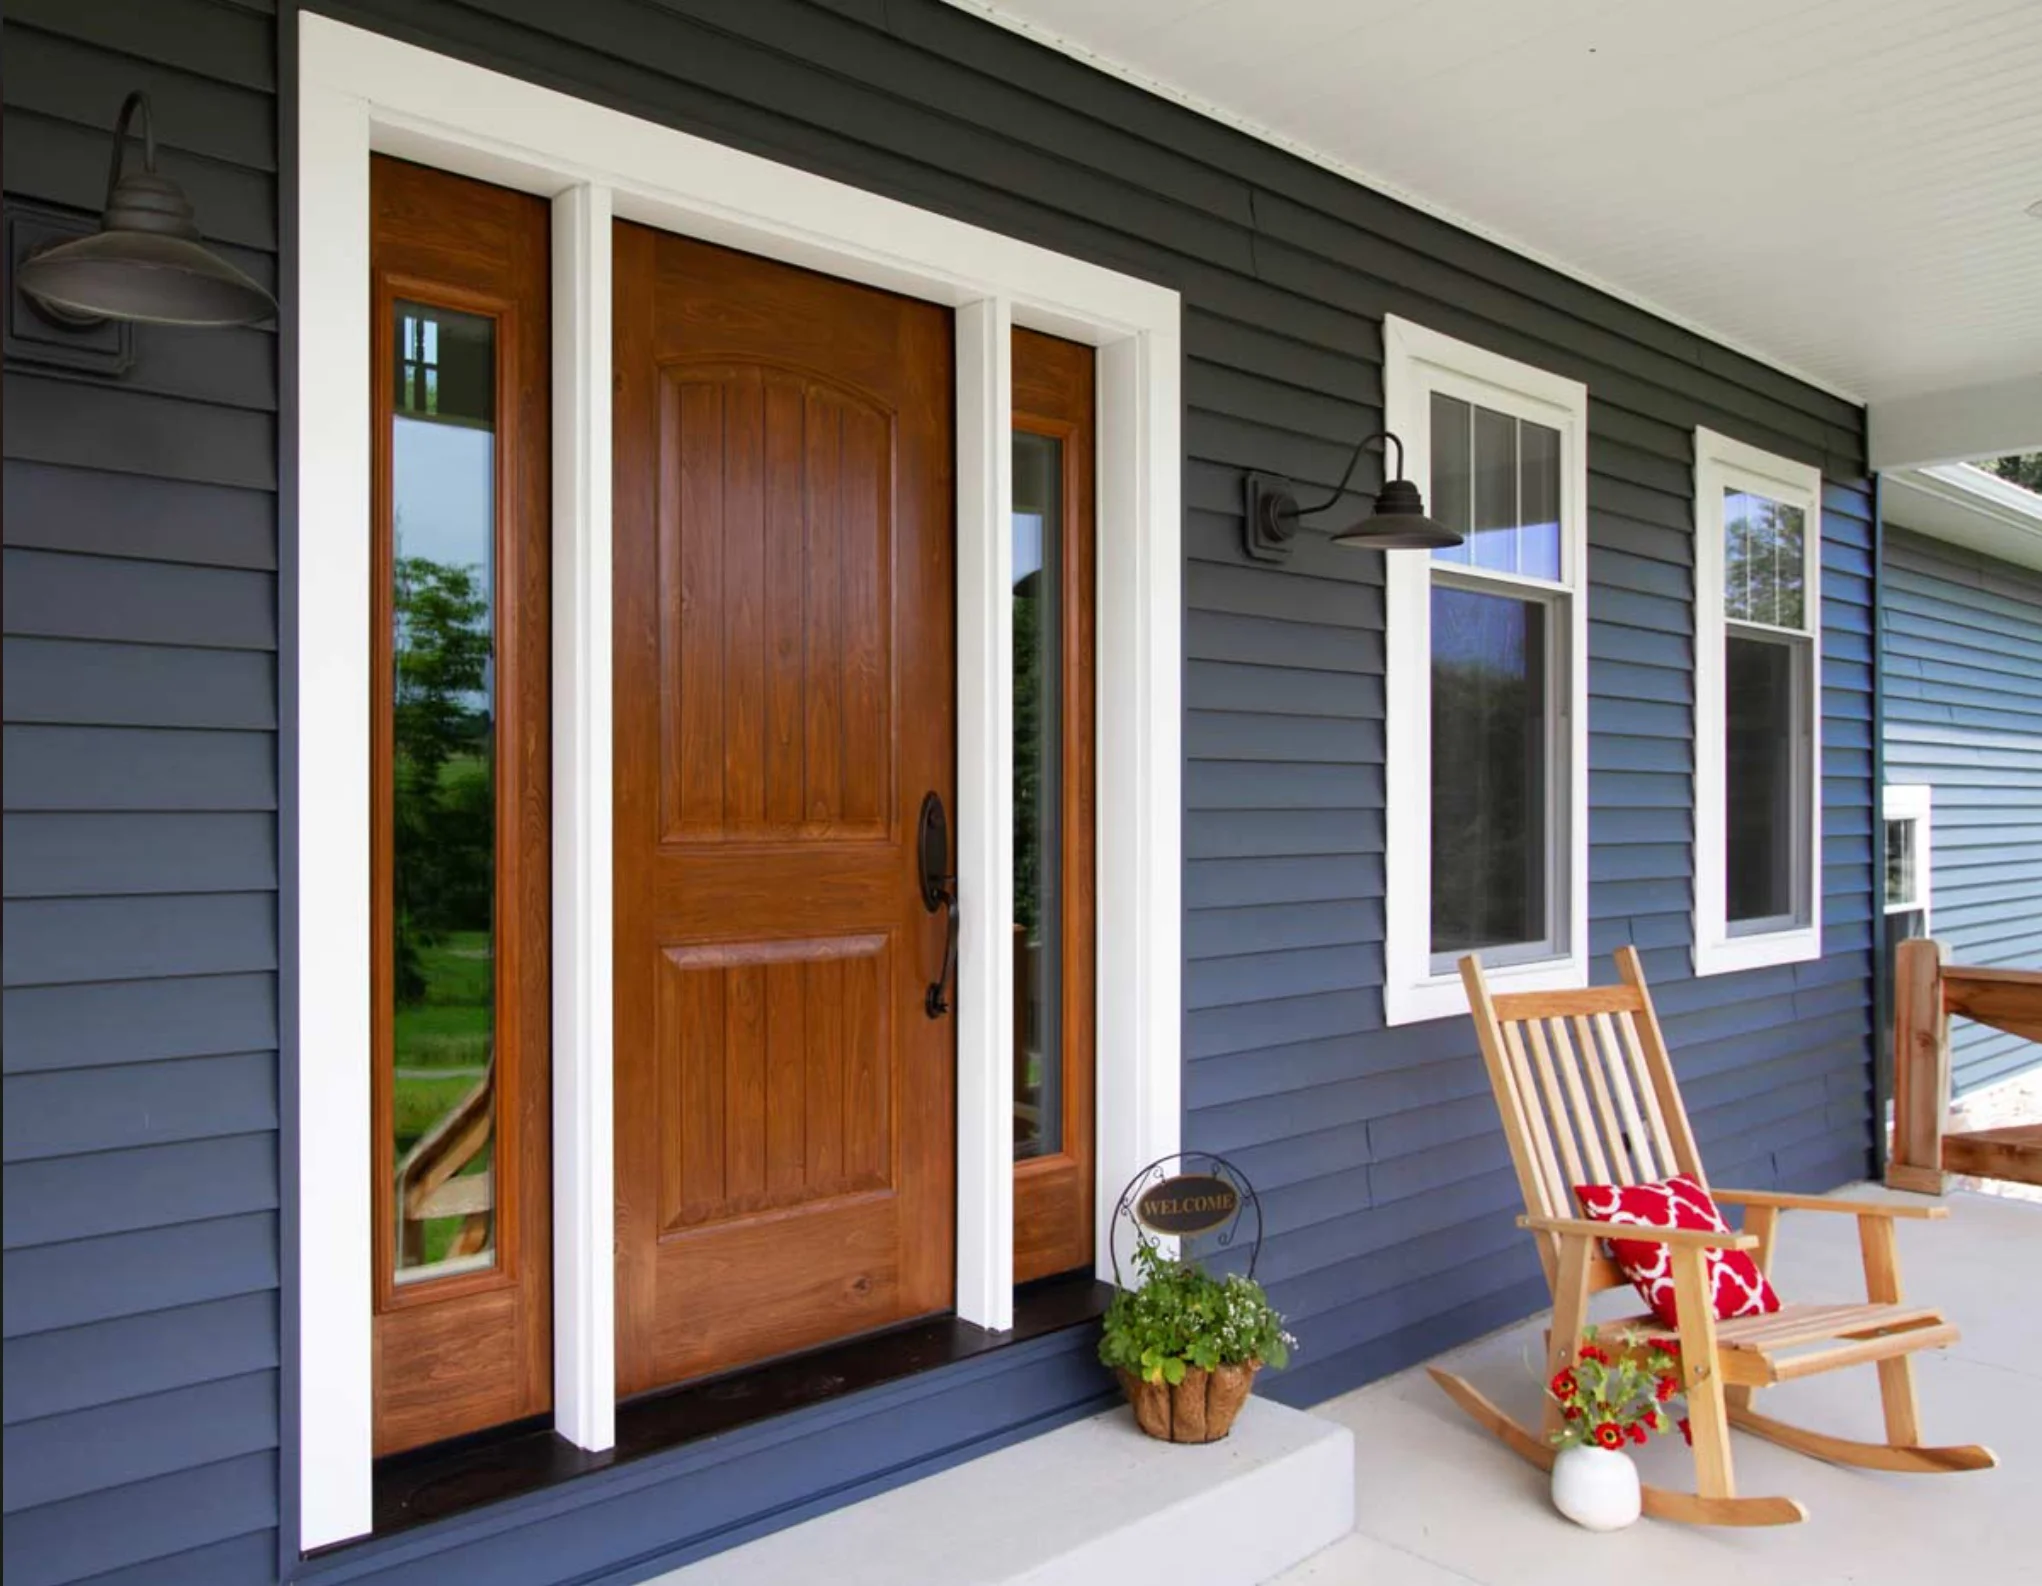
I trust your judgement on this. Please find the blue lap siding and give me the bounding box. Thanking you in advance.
[1,1,1874,1582]
[1880,525,2042,1093]
[2,4,284,1584]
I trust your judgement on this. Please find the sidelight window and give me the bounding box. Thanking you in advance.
[388,302,500,1282]
[1383,319,1589,1025]
[1692,428,1823,975]
[367,155,552,1459]
[1010,327,1097,1284]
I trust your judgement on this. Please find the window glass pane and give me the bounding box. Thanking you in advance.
[1725,633,1803,927]
[1724,488,1806,629]
[1432,399,1562,580]
[1013,429,1062,1161]
[1518,420,1562,581]
[1772,500,1806,629]
[391,302,499,1283]
[1431,585,1549,955]
[1724,488,1757,622]
[1885,816,1917,909]
[1429,392,1472,564]
[1470,404,1518,573]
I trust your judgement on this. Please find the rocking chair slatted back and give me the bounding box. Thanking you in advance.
[1462,946,1706,1292]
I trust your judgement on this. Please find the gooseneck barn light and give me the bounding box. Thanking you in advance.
[1242,429,1460,562]
[16,92,277,329]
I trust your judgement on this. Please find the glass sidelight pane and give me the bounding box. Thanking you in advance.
[1725,631,1807,929]
[391,302,499,1282]
[1431,585,1551,958]
[1012,429,1063,1161]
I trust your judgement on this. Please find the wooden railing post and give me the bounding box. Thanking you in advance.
[1887,938,1950,1194]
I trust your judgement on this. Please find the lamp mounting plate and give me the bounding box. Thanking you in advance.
[1242,472,1298,564]
[5,201,132,374]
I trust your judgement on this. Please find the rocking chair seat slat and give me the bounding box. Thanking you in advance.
[1599,1301,1949,1360]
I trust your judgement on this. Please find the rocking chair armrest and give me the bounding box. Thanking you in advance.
[1518,1214,1759,1251]
[1712,1189,1949,1221]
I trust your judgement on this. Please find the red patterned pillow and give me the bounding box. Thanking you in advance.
[1573,1174,1781,1328]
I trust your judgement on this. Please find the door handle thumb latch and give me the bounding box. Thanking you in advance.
[917,791,958,1019]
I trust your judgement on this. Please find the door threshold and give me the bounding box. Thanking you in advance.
[366,1272,1110,1542]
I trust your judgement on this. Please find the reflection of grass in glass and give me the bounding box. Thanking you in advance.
[393,1073,483,1149]
[394,931,492,1072]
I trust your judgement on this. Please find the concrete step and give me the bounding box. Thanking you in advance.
[649,1396,1356,1586]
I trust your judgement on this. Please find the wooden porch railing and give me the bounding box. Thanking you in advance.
[1887,938,2042,1193]
[395,1060,495,1267]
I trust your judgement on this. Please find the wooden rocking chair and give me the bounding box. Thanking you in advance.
[1429,947,1996,1527]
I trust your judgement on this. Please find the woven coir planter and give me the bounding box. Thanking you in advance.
[1116,1361,1260,1443]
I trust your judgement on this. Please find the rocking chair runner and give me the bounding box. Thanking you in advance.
[1430,947,1996,1527]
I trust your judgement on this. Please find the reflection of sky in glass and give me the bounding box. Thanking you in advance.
[1435,583,1530,679]
[395,415,495,709]
[1013,512,1045,585]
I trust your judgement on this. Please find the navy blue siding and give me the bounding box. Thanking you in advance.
[1,3,283,1584]
[2,1,1875,1583]
[1881,525,2042,1092]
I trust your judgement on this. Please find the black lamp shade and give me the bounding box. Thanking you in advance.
[1328,476,1462,550]
[16,93,276,329]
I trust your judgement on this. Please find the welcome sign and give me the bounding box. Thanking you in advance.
[1133,1174,1242,1237]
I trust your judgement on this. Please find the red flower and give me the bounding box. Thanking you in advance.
[1563,1404,1582,1421]
[1594,1422,1625,1450]
[1677,1417,1693,1447]
[1549,1369,1579,1400]
[1648,1336,1680,1356]
[1655,1373,1679,1403]
[1628,1423,1649,1445]
[1578,1345,1610,1365]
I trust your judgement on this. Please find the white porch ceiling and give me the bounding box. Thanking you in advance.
[953,0,2042,456]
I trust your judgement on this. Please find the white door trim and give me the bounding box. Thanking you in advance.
[296,11,1181,1552]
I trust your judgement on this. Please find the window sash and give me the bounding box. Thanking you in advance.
[1380,315,1590,1027]
[1722,624,1813,936]
[1426,572,1570,972]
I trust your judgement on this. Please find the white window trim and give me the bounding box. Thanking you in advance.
[1883,783,1933,923]
[296,13,1182,1551]
[1691,426,1824,976]
[1382,316,1591,1026]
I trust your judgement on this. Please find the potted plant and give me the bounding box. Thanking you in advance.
[1099,1240,1294,1443]
[1544,1328,1686,1530]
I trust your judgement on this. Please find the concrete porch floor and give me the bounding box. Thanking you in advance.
[1274,1185,2039,1586]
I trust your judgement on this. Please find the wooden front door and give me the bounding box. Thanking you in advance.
[612,226,956,1395]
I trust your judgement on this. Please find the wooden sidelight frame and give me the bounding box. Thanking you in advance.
[368,157,553,1454]
[1011,328,1096,1284]
[298,15,1179,1549]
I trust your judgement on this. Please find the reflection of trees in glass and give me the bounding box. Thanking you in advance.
[1013,578,1042,936]
[393,554,493,1008]
[1724,490,1804,628]
[1431,588,1544,954]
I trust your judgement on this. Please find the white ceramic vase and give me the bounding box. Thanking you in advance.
[1550,1444,1641,1531]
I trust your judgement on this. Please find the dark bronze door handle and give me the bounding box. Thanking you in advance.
[917,791,958,1018]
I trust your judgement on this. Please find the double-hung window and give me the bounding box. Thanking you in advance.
[1383,318,1590,1025]
[1692,428,1823,975]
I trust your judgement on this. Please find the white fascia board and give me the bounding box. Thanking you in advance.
[1884,464,2042,573]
